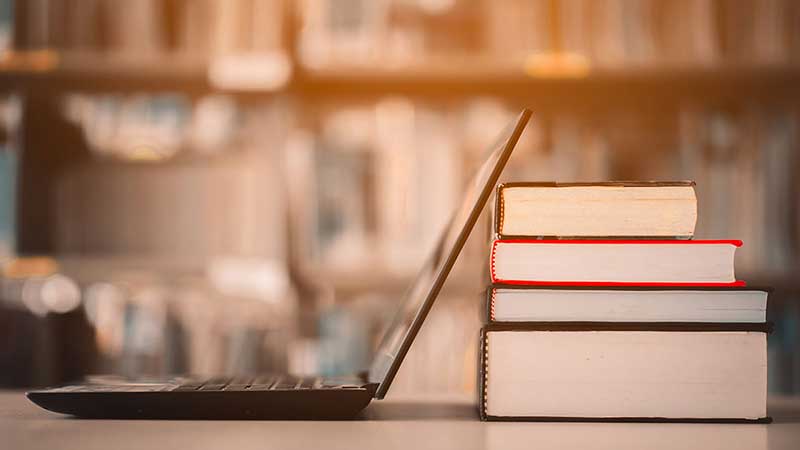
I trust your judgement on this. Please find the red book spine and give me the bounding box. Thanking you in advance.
[489,239,746,287]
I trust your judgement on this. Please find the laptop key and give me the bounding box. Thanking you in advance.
[270,377,296,390]
[320,383,364,389]
[228,376,254,384]
[173,383,203,391]
[223,377,253,391]
[252,375,277,385]
[249,376,278,391]
[298,377,318,389]
[169,375,354,391]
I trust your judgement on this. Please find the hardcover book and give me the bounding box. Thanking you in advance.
[490,239,744,286]
[494,181,697,239]
[486,285,769,323]
[479,323,771,422]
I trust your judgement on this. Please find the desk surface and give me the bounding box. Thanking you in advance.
[3,391,800,450]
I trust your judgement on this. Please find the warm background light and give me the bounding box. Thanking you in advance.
[0,0,797,395]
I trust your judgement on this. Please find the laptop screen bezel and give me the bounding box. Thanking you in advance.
[370,109,531,399]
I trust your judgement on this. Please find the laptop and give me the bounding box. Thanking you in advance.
[27,109,532,419]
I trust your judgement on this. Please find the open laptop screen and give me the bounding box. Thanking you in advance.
[369,110,531,398]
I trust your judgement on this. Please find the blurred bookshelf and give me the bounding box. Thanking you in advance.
[0,0,799,395]
[2,52,800,104]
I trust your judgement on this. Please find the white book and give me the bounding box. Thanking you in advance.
[490,239,742,286]
[480,327,769,421]
[488,286,768,323]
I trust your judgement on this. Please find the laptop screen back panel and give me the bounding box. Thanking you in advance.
[369,110,531,398]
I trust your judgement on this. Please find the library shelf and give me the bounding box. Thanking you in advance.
[0,51,798,104]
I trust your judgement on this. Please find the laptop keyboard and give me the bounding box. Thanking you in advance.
[42,375,368,393]
[173,375,332,391]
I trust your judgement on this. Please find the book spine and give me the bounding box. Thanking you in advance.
[485,286,495,322]
[493,184,505,238]
[479,327,488,421]
[489,239,498,283]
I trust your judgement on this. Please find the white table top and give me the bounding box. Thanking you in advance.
[3,391,800,450]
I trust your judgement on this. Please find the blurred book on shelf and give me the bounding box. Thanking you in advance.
[294,0,800,72]
[678,106,799,276]
[285,101,462,279]
[0,94,19,261]
[13,0,285,57]
[3,0,800,81]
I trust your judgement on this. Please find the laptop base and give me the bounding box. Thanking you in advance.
[28,376,378,420]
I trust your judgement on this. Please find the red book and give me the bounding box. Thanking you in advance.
[490,239,745,287]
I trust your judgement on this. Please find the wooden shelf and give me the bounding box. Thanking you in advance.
[0,51,212,94]
[292,63,800,106]
[1,51,799,105]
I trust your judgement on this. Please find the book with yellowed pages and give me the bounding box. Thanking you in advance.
[494,181,697,239]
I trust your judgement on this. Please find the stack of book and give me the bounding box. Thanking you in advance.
[479,181,771,422]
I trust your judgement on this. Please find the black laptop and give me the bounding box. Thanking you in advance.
[27,110,532,419]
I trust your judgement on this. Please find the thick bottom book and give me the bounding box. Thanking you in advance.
[479,323,770,422]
